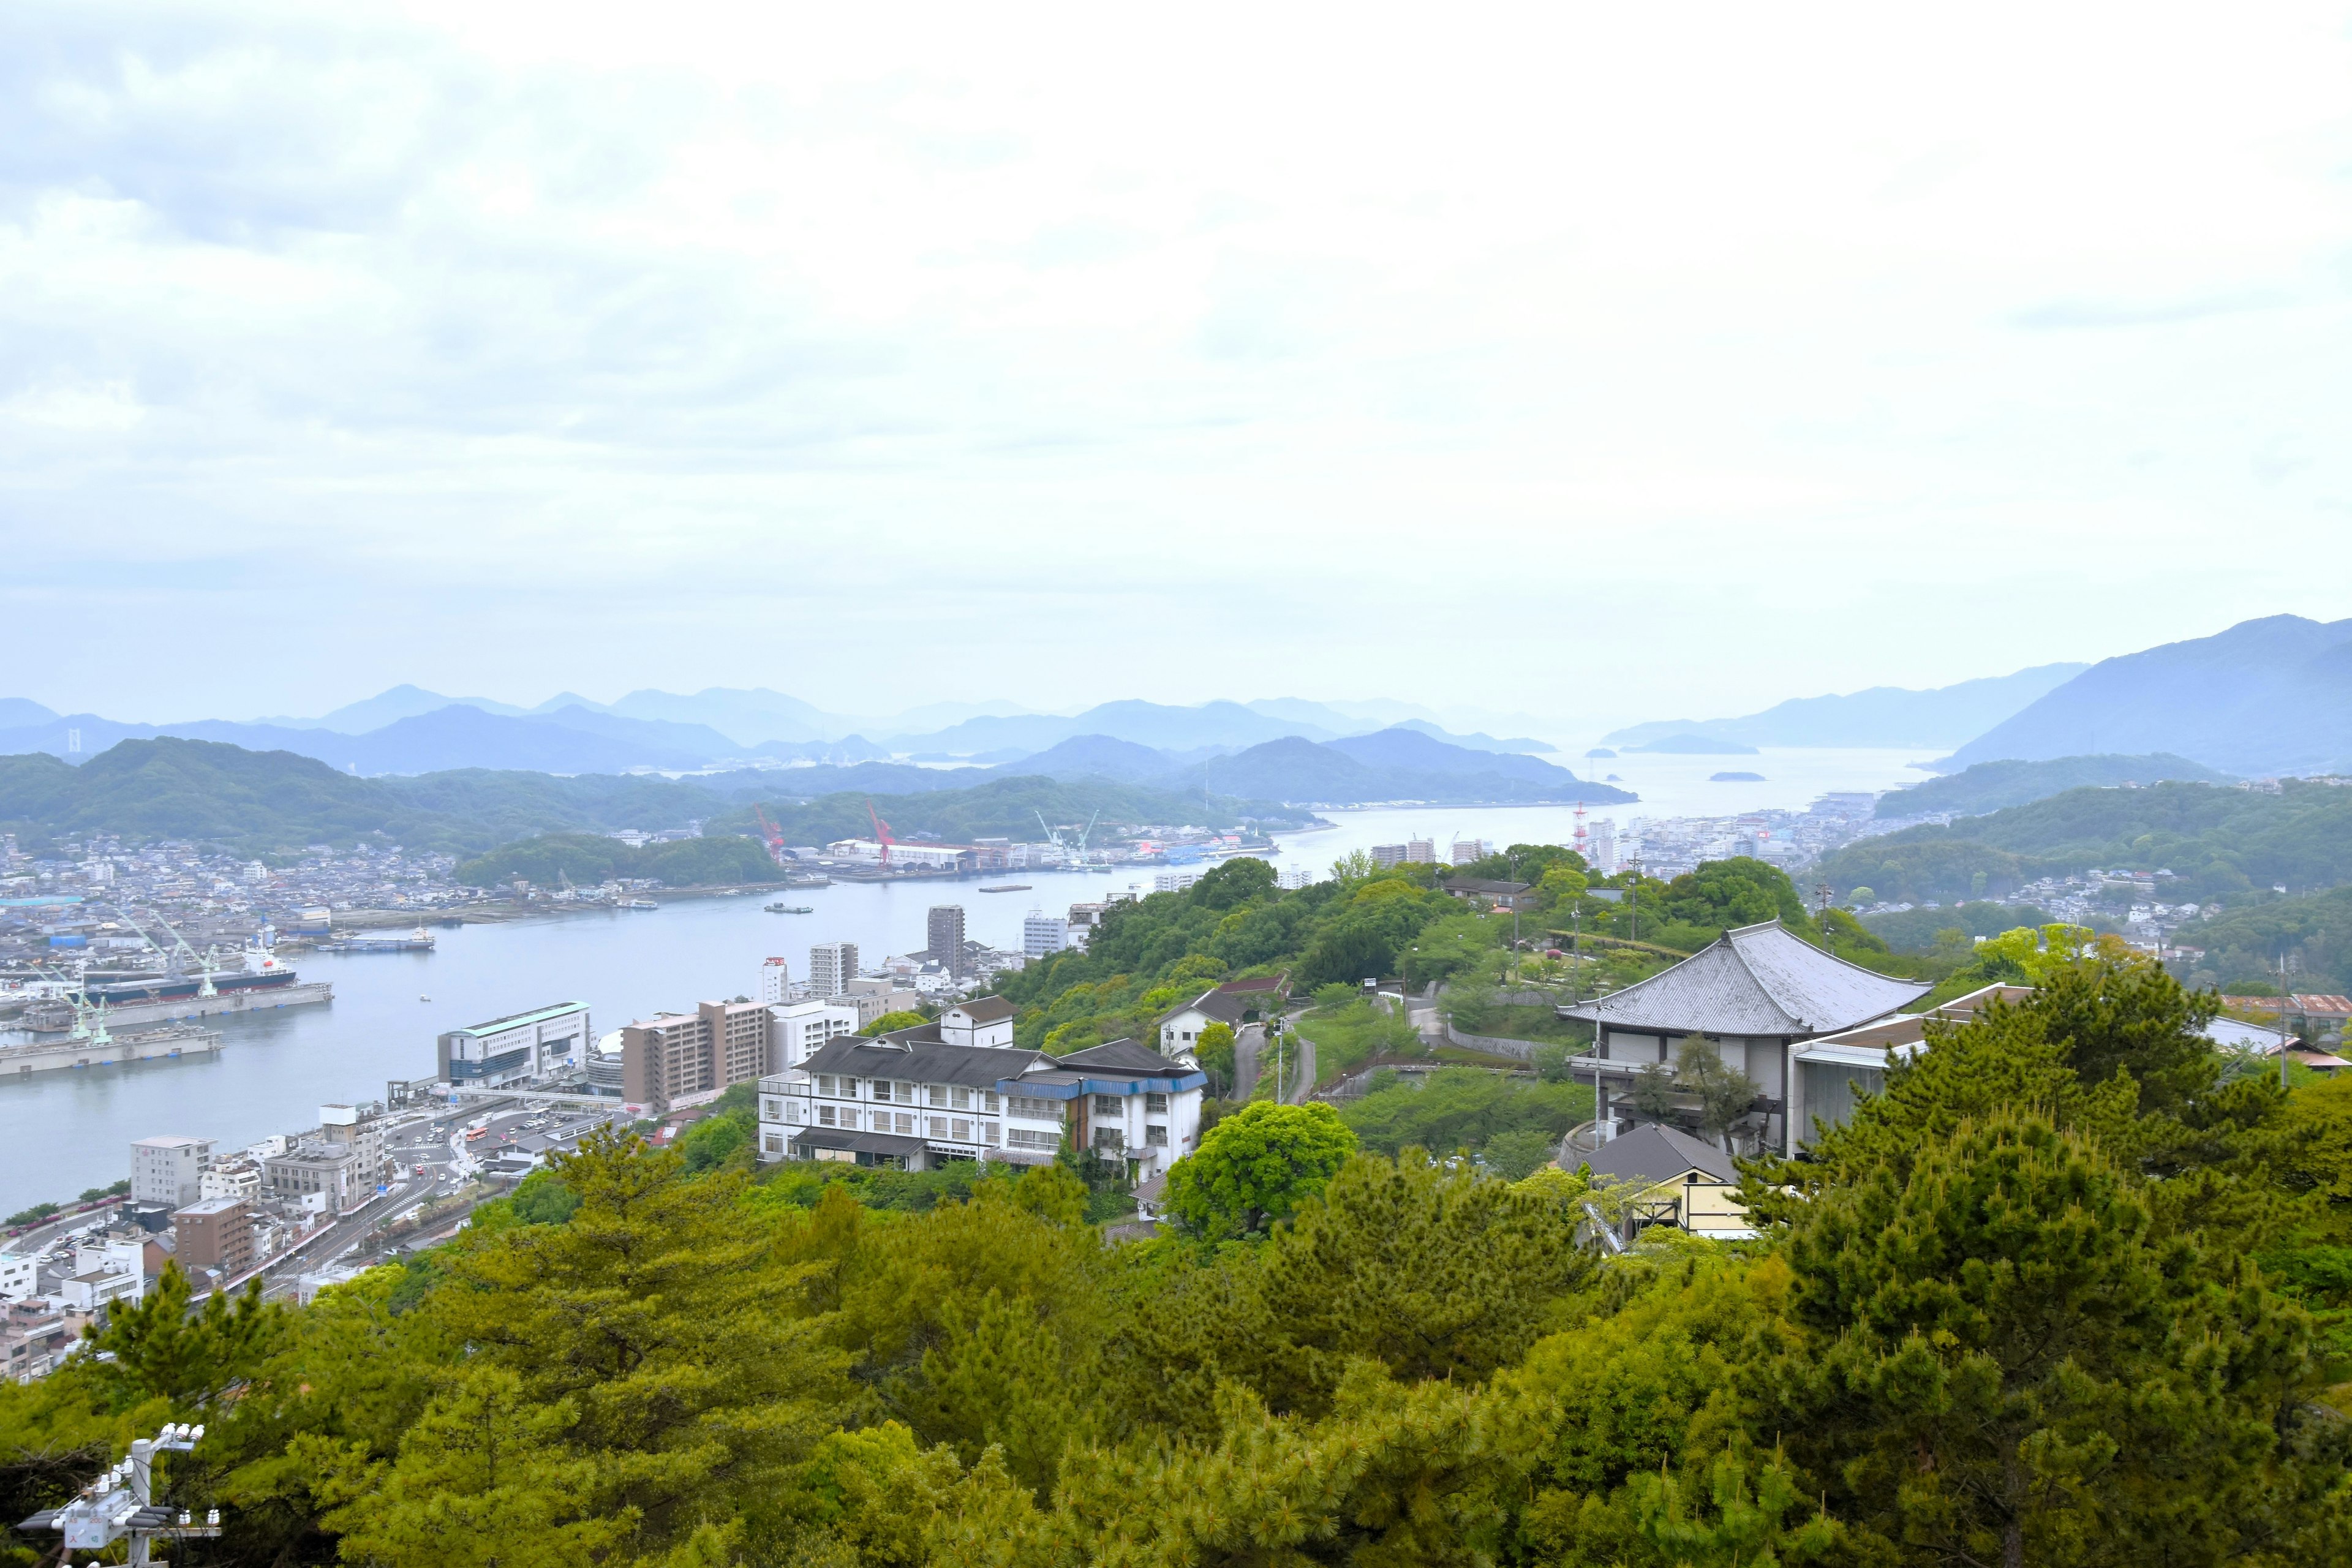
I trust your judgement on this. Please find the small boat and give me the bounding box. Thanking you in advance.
[764,903,815,914]
[978,884,1033,893]
[420,995,432,1002]
[620,899,660,911]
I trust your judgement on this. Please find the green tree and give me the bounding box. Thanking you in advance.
[860,1009,928,1036]
[1631,1060,1679,1121]
[1771,1114,2341,1568]
[1163,1101,1358,1238]
[80,1264,285,1414]
[1193,1021,1237,1095]
[1480,1126,1557,1181]
[1675,1037,1760,1150]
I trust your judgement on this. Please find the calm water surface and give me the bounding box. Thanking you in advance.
[0,746,1927,1210]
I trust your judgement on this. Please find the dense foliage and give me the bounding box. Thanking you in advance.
[9,956,2351,1567]
[1820,777,2352,905]
[454,832,788,889]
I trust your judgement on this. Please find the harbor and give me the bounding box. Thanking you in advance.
[0,1023,222,1077]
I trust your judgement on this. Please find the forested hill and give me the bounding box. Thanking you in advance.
[1876,753,2233,818]
[0,739,1317,859]
[1818,777,2352,904]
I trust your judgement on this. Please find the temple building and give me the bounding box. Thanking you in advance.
[1558,919,1931,1155]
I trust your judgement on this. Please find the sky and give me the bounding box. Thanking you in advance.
[4,1,2351,730]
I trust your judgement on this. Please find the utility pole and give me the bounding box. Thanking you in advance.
[1626,855,1643,943]
[2274,946,2300,1091]
[18,1422,220,1564]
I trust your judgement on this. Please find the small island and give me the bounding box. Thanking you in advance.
[1585,747,1617,758]
[1710,771,1766,782]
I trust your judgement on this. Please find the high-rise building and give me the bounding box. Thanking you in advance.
[1278,864,1316,890]
[1023,910,1068,959]
[619,1000,777,1112]
[130,1136,214,1208]
[1588,819,1617,875]
[809,942,858,999]
[927,906,968,977]
[760,956,792,1005]
[1406,837,1436,864]
[435,1002,592,1088]
[1450,838,1490,865]
[173,1199,254,1278]
[1371,844,1407,868]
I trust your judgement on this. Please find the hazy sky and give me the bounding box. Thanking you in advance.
[5,2,2350,728]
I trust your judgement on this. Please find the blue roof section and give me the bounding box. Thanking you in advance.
[997,1071,1208,1100]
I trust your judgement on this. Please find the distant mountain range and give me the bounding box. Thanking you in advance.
[1875,754,2235,819]
[993,728,1635,806]
[0,688,1566,778]
[1604,662,2089,750]
[1937,616,2352,777]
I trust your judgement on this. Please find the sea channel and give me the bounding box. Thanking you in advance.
[0,745,1934,1211]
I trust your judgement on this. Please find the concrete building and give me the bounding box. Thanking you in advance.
[760,957,793,1005]
[927,907,968,978]
[809,942,858,1000]
[1158,976,1291,1054]
[1277,863,1316,890]
[198,1158,263,1203]
[172,1198,254,1278]
[1406,837,1436,865]
[1588,818,1618,875]
[620,999,778,1112]
[437,1001,593,1088]
[130,1136,214,1209]
[1023,910,1068,959]
[1450,838,1490,865]
[318,1104,391,1186]
[263,1145,363,1215]
[1371,844,1408,869]
[758,1000,1202,1180]
[769,998,861,1071]
[1153,868,1205,894]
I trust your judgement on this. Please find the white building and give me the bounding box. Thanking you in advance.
[1450,838,1491,865]
[436,1001,593,1088]
[0,1253,41,1302]
[760,956,793,1005]
[198,1159,263,1203]
[1023,910,1068,959]
[822,840,967,870]
[1153,868,1205,895]
[757,998,1202,1181]
[768,998,861,1071]
[1588,819,1617,875]
[1277,863,1317,891]
[809,941,858,999]
[130,1136,214,1208]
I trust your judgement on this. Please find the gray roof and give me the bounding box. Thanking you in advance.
[950,996,1016,1023]
[1061,1038,1177,1073]
[1164,988,1250,1026]
[1560,921,1928,1038]
[800,1035,1043,1089]
[1583,1123,1738,1185]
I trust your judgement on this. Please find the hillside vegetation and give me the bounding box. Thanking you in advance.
[1819,777,2352,905]
[1879,753,2232,818]
[6,956,2351,1566]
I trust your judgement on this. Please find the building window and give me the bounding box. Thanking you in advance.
[1008,1128,1058,1150]
[927,1085,946,1108]
[895,1113,914,1136]
[1093,1094,1123,1117]
[895,1082,914,1106]
[786,1102,805,1126]
[983,1091,1000,1112]
[762,1099,782,1121]
[1009,1095,1060,1118]
[952,1087,971,1110]
[1145,1093,1169,1114]
[1091,1127,1125,1152]
[763,1133,783,1154]
[952,1118,970,1140]
[982,1121,1000,1145]
[1145,1124,1168,1147]
[818,1106,837,1127]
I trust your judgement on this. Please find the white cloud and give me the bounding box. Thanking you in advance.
[1,0,2349,725]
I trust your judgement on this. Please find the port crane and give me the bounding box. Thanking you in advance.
[106,903,219,997]
[865,798,895,870]
[1035,807,1102,867]
[753,804,788,865]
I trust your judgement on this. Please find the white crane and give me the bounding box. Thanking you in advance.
[107,903,217,997]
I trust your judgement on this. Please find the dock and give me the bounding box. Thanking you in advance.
[0,1024,224,1079]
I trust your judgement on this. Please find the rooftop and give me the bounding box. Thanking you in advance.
[948,996,1017,1023]
[1583,1123,1739,1186]
[452,1001,589,1035]
[1561,921,1928,1038]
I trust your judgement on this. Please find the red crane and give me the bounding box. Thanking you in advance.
[865,797,895,870]
[753,804,786,865]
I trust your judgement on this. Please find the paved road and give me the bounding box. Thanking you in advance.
[1232,1022,1264,1098]
[1286,1033,1317,1102]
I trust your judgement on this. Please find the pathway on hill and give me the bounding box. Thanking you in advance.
[1232,1022,1263,1100]
[1285,1033,1316,1102]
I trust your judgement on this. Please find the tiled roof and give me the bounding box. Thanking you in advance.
[1164,988,1250,1025]
[951,996,1017,1023]
[1060,1038,1174,1072]
[799,1035,1042,1089]
[1582,1123,1739,1185]
[1561,921,1927,1037]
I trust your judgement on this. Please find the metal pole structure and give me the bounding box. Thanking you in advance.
[15,1422,221,1563]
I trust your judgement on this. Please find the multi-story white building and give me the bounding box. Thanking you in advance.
[198,1159,263,1203]
[1023,910,1068,959]
[130,1136,214,1208]
[1277,863,1317,890]
[768,998,861,1071]
[1450,838,1491,865]
[437,1001,593,1088]
[809,942,858,1000]
[1153,868,1205,895]
[757,997,1204,1181]
[1588,819,1618,875]
[760,956,793,1005]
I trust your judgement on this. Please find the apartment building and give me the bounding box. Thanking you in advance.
[172,1198,254,1279]
[757,997,1203,1180]
[130,1136,214,1208]
[927,906,967,977]
[769,998,861,1071]
[760,957,793,1005]
[809,941,858,999]
[1023,910,1068,958]
[436,1001,592,1088]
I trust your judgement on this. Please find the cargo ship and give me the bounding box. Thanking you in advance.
[75,944,303,1006]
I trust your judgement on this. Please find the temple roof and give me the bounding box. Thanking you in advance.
[1559,920,1928,1038]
